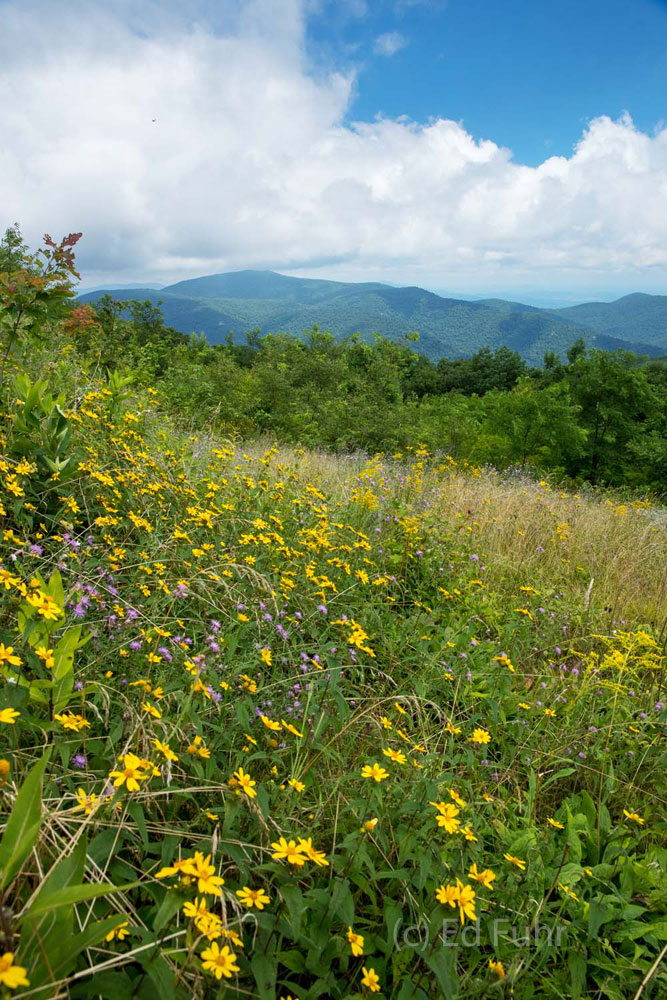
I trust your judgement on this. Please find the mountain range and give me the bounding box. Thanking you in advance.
[76,271,667,363]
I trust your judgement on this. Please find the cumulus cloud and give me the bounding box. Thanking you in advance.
[1,0,666,295]
[373,31,408,56]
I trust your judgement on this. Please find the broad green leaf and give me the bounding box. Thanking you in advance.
[141,952,177,1000]
[0,751,49,889]
[568,948,587,998]
[19,837,87,978]
[52,626,84,710]
[251,947,277,1000]
[25,879,139,918]
[70,969,134,999]
[47,568,65,609]
[542,766,575,790]
[328,877,354,925]
[588,900,616,939]
[152,889,187,934]
[127,801,149,849]
[281,884,305,935]
[423,947,458,999]
[398,982,429,1000]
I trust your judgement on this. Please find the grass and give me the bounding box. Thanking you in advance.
[0,383,665,999]
[246,439,667,629]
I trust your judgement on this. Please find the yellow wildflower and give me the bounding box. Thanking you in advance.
[236,886,270,909]
[361,967,381,993]
[0,953,29,989]
[361,763,389,782]
[347,927,364,956]
[200,942,239,980]
[232,767,257,798]
[109,753,148,792]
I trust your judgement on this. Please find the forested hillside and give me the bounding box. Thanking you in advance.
[71,292,667,490]
[556,293,667,347]
[77,270,667,363]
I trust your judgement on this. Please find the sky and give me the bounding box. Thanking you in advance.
[1,0,667,305]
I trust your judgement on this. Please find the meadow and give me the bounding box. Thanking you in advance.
[0,235,666,999]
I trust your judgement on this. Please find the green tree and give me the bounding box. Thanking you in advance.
[475,378,586,470]
[564,350,656,484]
[0,223,28,271]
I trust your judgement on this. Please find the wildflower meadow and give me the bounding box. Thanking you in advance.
[0,235,665,998]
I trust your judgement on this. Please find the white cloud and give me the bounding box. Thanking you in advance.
[373,31,408,56]
[1,0,666,296]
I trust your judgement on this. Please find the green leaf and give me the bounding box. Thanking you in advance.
[127,801,149,849]
[153,890,187,934]
[542,766,575,791]
[278,950,306,974]
[256,783,270,820]
[568,948,587,998]
[70,970,134,999]
[52,625,87,711]
[397,982,429,1000]
[328,877,354,925]
[25,879,139,919]
[251,947,277,1000]
[141,952,176,1000]
[281,884,305,935]
[599,804,612,840]
[588,900,616,939]
[21,913,126,990]
[565,805,583,864]
[641,921,667,941]
[423,947,458,999]
[0,751,49,889]
[47,569,65,609]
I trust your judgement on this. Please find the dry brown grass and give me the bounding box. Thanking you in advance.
[240,440,667,632]
[429,471,667,630]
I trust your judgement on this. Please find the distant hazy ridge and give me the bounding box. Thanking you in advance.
[77,271,667,362]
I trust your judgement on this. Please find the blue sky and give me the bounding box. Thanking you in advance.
[308,0,667,166]
[1,0,667,303]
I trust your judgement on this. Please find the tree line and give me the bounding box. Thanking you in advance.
[73,294,666,490]
[1,226,665,490]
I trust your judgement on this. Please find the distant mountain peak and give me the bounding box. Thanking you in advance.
[75,271,667,363]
